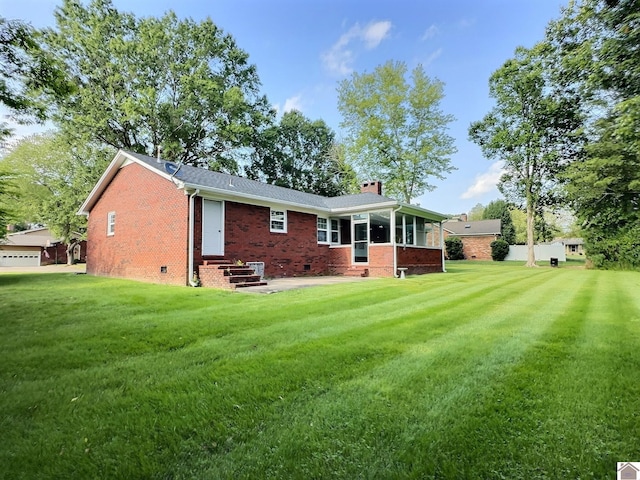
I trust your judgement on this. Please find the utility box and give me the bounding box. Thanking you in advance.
[550,257,559,267]
[246,261,265,279]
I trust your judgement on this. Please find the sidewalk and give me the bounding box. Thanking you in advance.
[237,275,376,294]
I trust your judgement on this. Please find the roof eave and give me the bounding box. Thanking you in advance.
[397,202,448,222]
[328,200,399,214]
[182,182,331,214]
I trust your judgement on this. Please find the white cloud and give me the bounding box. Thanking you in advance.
[461,161,505,199]
[283,95,303,113]
[425,48,443,66]
[322,20,392,75]
[421,24,439,41]
[363,21,392,49]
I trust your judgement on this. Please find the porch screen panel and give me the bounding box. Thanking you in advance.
[416,217,426,246]
[370,211,391,243]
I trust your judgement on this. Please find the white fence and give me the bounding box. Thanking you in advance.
[505,244,566,262]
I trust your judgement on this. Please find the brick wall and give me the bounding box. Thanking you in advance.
[444,233,498,260]
[328,244,443,277]
[222,201,331,278]
[86,163,190,285]
[327,244,395,277]
[397,246,443,274]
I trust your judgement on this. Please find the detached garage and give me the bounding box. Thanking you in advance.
[0,227,79,267]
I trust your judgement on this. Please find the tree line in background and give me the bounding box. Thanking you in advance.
[1,0,638,270]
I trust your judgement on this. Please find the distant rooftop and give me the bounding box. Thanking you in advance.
[443,219,501,236]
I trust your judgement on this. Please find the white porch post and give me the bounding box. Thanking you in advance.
[440,221,446,272]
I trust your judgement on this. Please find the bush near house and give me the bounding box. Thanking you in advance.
[490,239,510,261]
[445,236,464,260]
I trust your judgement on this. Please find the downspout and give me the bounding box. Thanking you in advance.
[440,220,447,273]
[392,206,402,277]
[188,189,200,286]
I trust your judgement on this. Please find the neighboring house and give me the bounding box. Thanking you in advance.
[555,237,584,256]
[78,150,448,288]
[0,227,86,267]
[443,219,502,260]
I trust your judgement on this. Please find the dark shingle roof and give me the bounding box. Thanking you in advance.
[80,149,447,220]
[443,219,501,236]
[128,151,398,211]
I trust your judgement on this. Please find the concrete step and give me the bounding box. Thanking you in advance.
[228,274,262,283]
[234,281,268,289]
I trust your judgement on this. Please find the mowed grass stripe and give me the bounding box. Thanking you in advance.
[409,270,640,479]
[166,268,592,479]
[0,267,547,381]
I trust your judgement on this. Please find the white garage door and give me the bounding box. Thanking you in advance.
[0,251,41,267]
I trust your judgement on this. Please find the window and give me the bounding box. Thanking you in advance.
[370,211,391,243]
[330,219,339,243]
[270,209,287,233]
[107,211,116,236]
[317,217,328,243]
[405,215,415,245]
[416,217,426,246]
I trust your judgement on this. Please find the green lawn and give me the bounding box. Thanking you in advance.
[1,263,639,479]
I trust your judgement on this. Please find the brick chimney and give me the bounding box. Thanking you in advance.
[361,181,382,195]
[459,213,468,222]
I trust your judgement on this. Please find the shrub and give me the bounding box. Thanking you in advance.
[445,237,465,260]
[490,239,510,261]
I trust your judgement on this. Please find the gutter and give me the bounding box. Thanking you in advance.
[188,189,200,286]
[392,206,402,278]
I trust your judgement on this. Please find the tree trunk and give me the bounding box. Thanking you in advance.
[66,241,78,266]
[525,201,537,267]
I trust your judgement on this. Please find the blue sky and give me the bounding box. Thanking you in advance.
[1,0,568,215]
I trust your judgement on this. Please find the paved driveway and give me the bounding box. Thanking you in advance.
[0,264,87,274]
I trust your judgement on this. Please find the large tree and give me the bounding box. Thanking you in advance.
[337,61,456,203]
[0,134,112,263]
[469,45,584,267]
[246,110,357,196]
[39,0,273,174]
[546,0,640,268]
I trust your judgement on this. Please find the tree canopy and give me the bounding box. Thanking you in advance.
[38,0,273,174]
[246,110,358,196]
[0,16,70,140]
[337,61,456,203]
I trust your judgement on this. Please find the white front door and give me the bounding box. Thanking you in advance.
[202,200,224,255]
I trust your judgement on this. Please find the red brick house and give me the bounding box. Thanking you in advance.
[443,219,501,260]
[78,150,447,288]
